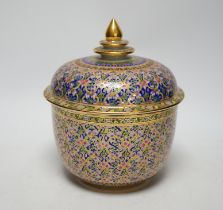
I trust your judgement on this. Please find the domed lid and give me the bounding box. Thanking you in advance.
[44,19,184,114]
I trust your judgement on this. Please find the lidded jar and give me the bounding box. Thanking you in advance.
[44,19,184,188]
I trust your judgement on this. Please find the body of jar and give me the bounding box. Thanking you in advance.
[52,105,177,186]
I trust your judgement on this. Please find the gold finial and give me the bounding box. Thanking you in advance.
[94,18,134,57]
[106,18,122,41]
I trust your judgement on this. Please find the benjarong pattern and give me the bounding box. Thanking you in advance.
[52,105,177,186]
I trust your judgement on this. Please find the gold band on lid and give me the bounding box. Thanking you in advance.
[94,18,134,57]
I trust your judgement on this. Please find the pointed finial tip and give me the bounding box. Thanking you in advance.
[106,18,122,40]
[94,18,134,56]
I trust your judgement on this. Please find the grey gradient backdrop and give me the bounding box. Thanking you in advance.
[0,0,223,210]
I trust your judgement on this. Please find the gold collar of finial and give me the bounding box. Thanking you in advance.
[94,18,134,58]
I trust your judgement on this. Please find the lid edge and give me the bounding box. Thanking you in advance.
[44,86,184,115]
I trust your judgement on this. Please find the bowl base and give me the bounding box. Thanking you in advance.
[72,176,155,193]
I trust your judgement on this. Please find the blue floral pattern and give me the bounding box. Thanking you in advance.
[51,56,177,106]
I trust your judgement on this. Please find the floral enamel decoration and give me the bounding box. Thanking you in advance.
[44,18,184,190]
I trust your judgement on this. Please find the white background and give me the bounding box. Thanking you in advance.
[0,0,223,209]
